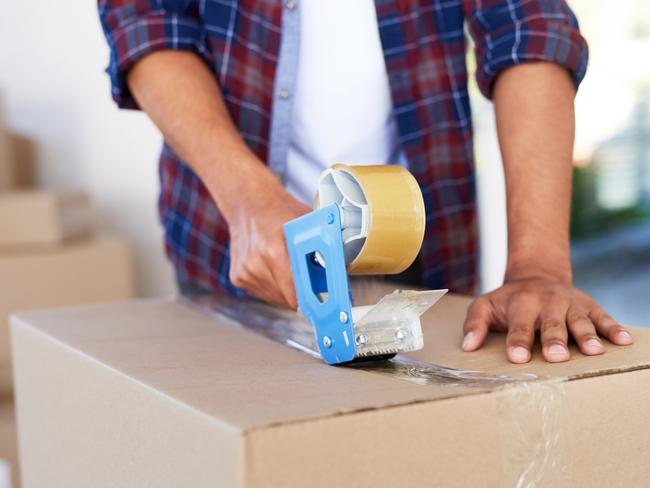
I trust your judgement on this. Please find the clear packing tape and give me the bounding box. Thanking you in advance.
[185,289,569,487]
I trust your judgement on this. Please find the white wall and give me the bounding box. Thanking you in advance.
[473,100,508,293]
[0,1,176,297]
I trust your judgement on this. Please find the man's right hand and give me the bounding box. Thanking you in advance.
[225,176,310,309]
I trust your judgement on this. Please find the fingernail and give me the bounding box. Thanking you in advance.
[548,343,568,357]
[586,337,604,352]
[462,332,475,350]
[510,346,530,363]
[617,330,633,344]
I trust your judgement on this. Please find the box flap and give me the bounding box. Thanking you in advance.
[11,284,650,432]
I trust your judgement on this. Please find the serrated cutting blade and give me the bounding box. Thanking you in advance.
[350,289,447,360]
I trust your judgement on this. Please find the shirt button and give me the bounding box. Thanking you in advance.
[278,89,290,99]
[285,0,296,11]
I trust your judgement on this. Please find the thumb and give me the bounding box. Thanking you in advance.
[462,296,493,351]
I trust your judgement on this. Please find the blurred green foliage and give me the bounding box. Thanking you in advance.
[571,165,650,239]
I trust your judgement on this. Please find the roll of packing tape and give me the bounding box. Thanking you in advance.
[316,164,425,275]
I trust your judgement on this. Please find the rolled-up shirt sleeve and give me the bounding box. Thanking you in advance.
[98,0,212,109]
[463,0,588,99]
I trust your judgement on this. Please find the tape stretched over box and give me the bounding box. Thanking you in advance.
[187,290,568,487]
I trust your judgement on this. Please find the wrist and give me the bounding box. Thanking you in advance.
[203,152,285,224]
[505,253,573,285]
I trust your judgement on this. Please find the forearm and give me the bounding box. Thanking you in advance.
[127,50,283,222]
[493,62,576,284]
[128,50,307,307]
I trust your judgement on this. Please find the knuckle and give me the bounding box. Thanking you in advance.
[540,319,564,333]
[538,289,556,304]
[588,308,607,322]
[578,292,598,308]
[230,274,244,288]
[230,268,251,289]
[598,313,617,326]
[574,327,598,340]
[242,260,258,276]
[567,308,588,324]
[268,241,286,259]
[602,313,617,324]
[228,266,240,283]
[262,246,276,261]
[508,323,533,337]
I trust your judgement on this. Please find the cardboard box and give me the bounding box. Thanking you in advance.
[0,238,135,392]
[4,135,34,190]
[10,285,650,487]
[0,129,12,192]
[0,130,32,193]
[0,403,19,488]
[0,191,93,248]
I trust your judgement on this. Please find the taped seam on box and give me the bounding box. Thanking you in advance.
[184,293,539,388]
[496,378,569,488]
[186,292,570,484]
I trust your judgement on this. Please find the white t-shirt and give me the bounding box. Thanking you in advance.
[285,0,403,205]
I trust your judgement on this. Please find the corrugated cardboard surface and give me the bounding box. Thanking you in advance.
[0,191,93,247]
[11,290,650,487]
[0,238,135,392]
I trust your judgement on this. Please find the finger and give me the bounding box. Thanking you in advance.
[567,308,605,355]
[275,240,299,310]
[536,295,571,362]
[267,245,298,310]
[505,294,540,363]
[252,276,287,308]
[539,314,570,363]
[589,308,634,346]
[243,258,288,308]
[462,296,493,352]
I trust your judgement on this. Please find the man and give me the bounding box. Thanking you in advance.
[98,0,633,364]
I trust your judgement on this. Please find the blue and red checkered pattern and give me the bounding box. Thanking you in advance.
[99,0,588,296]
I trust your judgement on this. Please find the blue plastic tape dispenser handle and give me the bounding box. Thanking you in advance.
[284,203,356,364]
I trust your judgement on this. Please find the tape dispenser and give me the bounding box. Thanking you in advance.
[284,164,447,365]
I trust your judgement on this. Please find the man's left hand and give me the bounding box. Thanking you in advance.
[461,276,634,363]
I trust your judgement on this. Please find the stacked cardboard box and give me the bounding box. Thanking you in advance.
[0,191,93,247]
[0,127,13,191]
[0,126,136,487]
[0,129,31,193]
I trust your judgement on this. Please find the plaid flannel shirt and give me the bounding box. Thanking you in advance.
[99,0,588,296]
